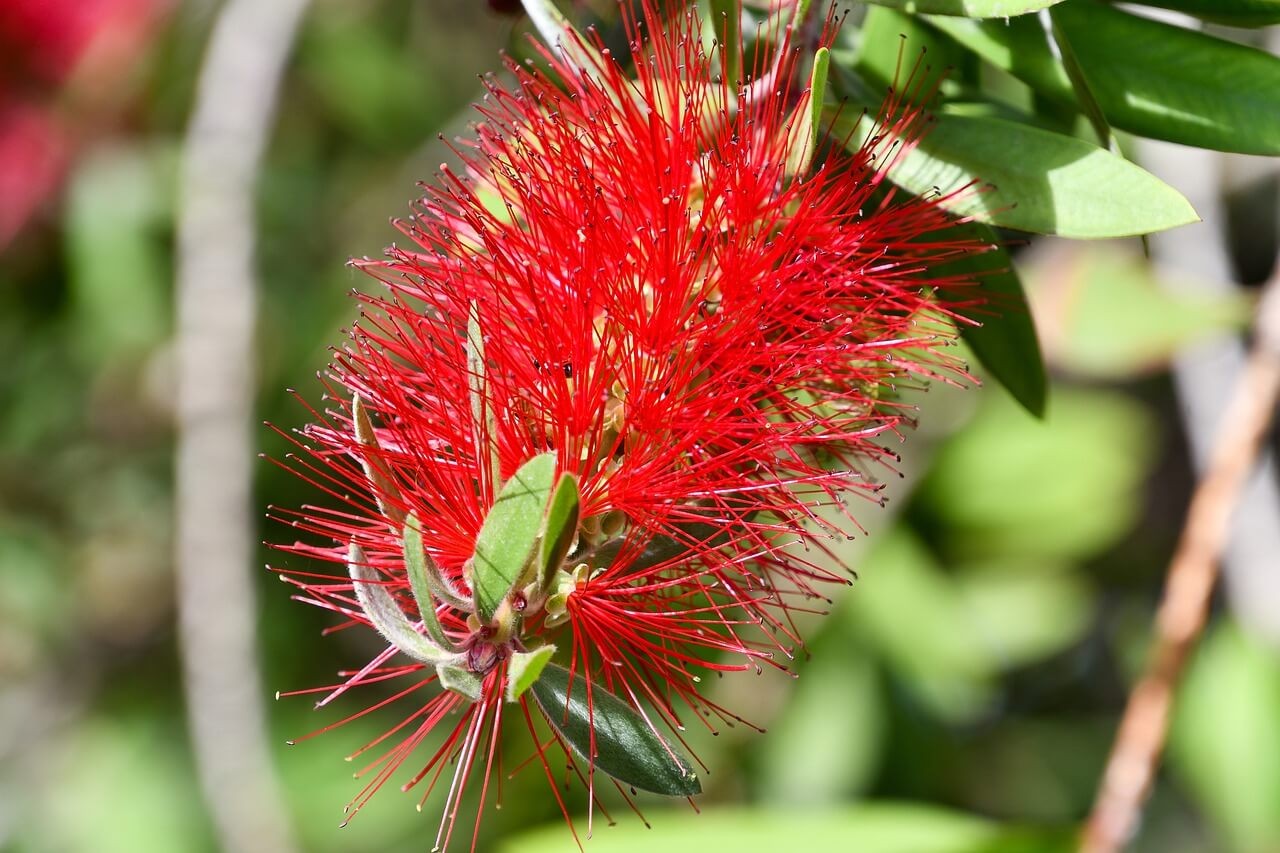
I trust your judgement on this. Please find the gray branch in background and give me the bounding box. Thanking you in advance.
[175,0,310,850]
[1137,129,1280,647]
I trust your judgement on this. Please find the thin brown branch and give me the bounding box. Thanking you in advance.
[175,0,310,850]
[1082,271,1280,853]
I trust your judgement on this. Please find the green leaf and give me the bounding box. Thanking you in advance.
[499,804,1072,853]
[506,645,557,702]
[1130,0,1280,27]
[829,110,1198,237]
[854,6,976,96]
[65,148,168,364]
[944,223,1047,417]
[347,543,456,665]
[929,3,1280,155]
[436,664,483,702]
[537,473,580,593]
[1172,624,1280,850]
[757,652,885,804]
[918,389,1156,559]
[401,514,456,650]
[530,663,701,796]
[787,47,830,177]
[1022,242,1249,378]
[470,452,557,622]
[1043,7,1113,151]
[864,0,1064,15]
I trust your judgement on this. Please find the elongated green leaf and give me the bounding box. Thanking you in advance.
[537,473,580,593]
[942,224,1047,417]
[471,453,557,622]
[347,543,457,665]
[865,0,1063,14]
[1134,0,1280,27]
[929,3,1280,154]
[855,6,976,96]
[786,47,830,177]
[402,514,456,650]
[531,663,700,796]
[829,111,1198,237]
[506,645,557,702]
[1043,7,1113,151]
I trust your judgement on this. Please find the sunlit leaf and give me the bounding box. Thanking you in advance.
[929,2,1280,154]
[499,803,1072,853]
[830,110,1198,237]
[506,645,557,702]
[865,0,1064,15]
[918,389,1156,559]
[1172,623,1280,851]
[537,473,580,593]
[1022,243,1250,378]
[471,453,557,622]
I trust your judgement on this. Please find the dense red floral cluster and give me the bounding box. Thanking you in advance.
[274,2,988,849]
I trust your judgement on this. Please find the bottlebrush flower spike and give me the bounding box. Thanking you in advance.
[271,1,991,849]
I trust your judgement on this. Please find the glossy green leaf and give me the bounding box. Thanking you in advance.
[530,663,701,796]
[1133,0,1280,26]
[1043,7,1113,150]
[829,110,1198,237]
[537,473,580,593]
[401,514,455,650]
[506,645,557,702]
[347,543,456,665]
[929,2,1280,154]
[942,223,1046,417]
[865,0,1063,15]
[470,452,557,622]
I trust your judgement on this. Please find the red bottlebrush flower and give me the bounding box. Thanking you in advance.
[273,2,988,849]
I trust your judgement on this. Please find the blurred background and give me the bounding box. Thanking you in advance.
[1,1,1277,851]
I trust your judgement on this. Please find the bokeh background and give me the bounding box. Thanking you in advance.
[2,1,1278,851]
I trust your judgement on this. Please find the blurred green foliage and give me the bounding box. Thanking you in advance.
[1,1,1278,852]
